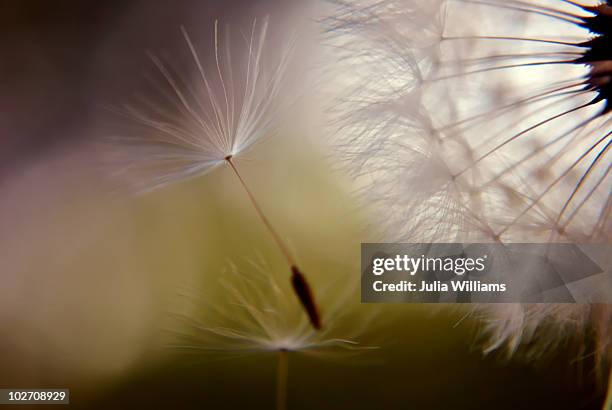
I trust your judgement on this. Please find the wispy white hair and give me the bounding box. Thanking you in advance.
[324,0,610,242]
[169,258,376,359]
[323,0,612,402]
[105,18,295,192]
[481,304,610,364]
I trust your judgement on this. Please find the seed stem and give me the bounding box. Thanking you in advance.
[226,156,295,266]
[225,156,322,330]
[276,349,289,410]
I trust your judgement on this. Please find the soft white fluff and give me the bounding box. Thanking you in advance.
[106,18,295,192]
[170,259,376,358]
[324,0,611,400]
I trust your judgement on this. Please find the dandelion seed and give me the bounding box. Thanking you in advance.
[105,18,322,329]
[168,259,377,410]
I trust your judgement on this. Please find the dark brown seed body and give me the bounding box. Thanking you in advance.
[291,266,322,330]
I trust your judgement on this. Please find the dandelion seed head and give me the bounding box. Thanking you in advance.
[323,0,612,389]
[325,0,611,242]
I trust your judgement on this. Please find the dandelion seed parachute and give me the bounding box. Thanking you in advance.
[169,260,376,410]
[324,0,611,405]
[107,18,293,192]
[169,259,374,356]
[105,19,322,329]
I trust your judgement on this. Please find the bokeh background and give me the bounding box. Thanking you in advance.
[0,1,607,408]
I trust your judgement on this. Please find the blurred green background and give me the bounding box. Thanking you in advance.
[1,124,605,409]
